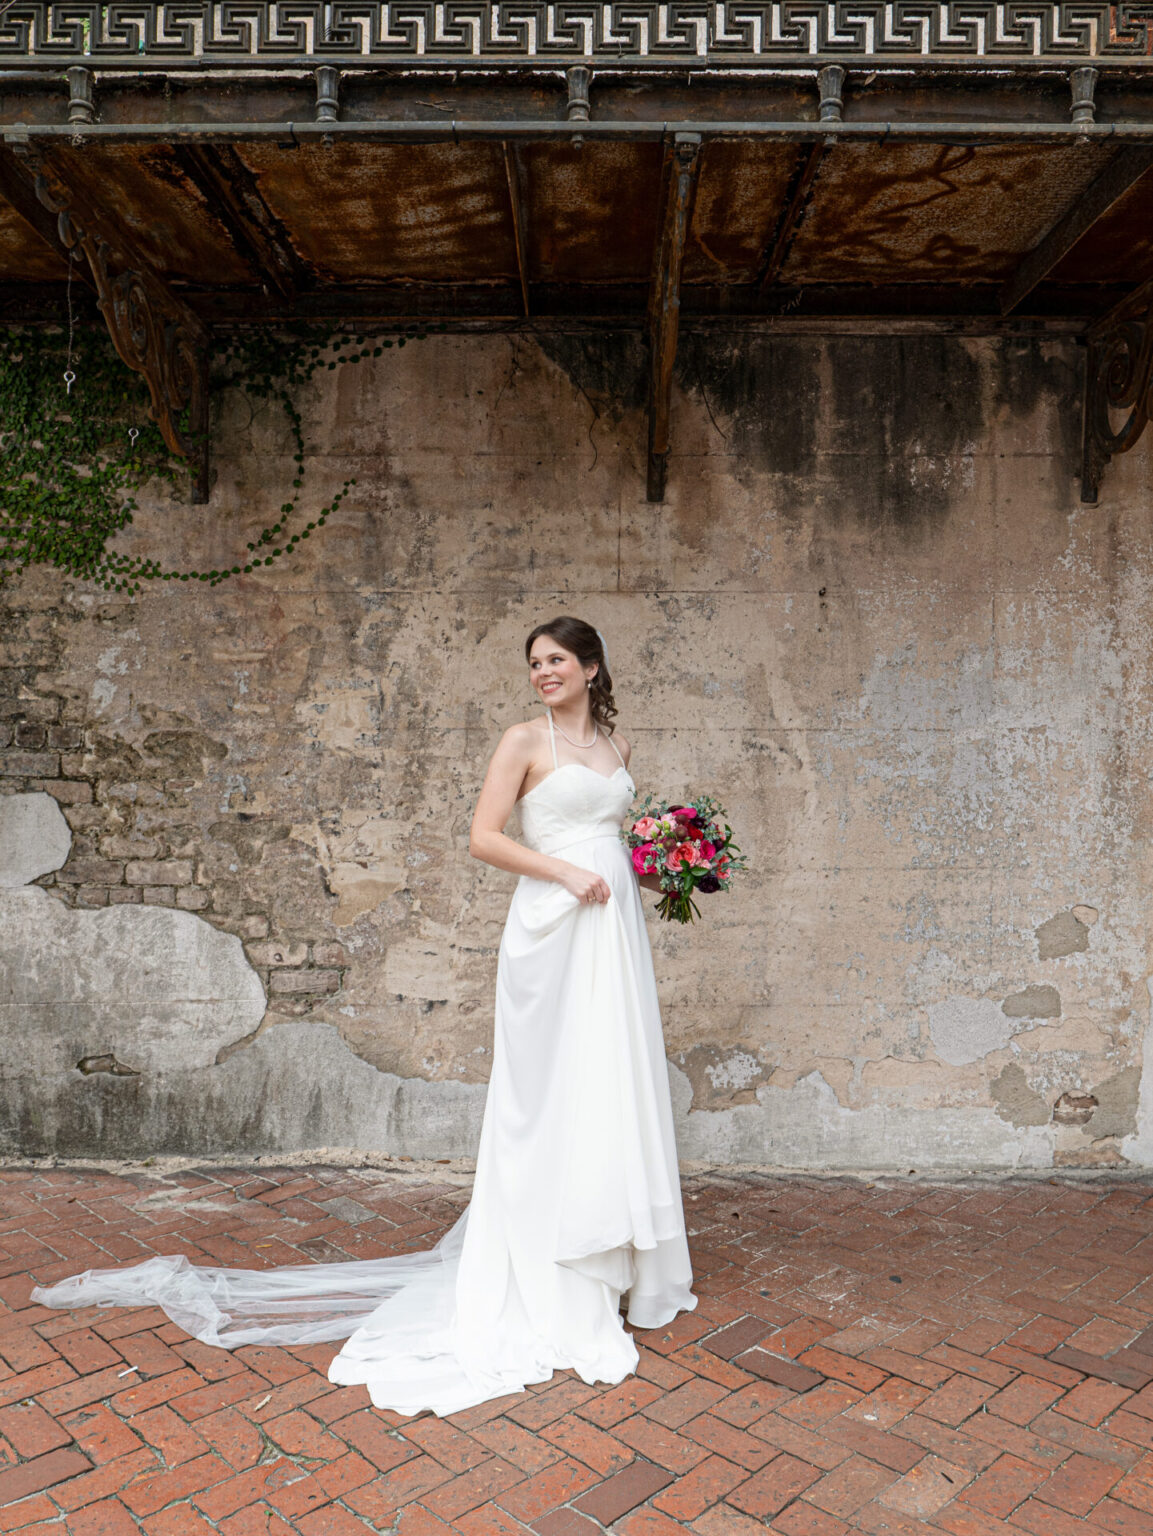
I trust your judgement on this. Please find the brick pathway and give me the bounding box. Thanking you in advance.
[2,1167,1153,1535]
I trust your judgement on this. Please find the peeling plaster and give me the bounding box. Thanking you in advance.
[1002,985,1061,1020]
[1037,911,1091,960]
[929,996,1014,1065]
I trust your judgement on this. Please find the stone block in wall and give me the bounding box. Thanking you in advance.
[46,725,82,751]
[14,723,46,750]
[0,726,10,750]
[176,888,209,911]
[247,942,308,968]
[269,969,340,995]
[0,752,60,777]
[63,807,103,829]
[213,915,270,940]
[103,837,161,860]
[108,888,142,904]
[143,886,175,905]
[12,696,60,722]
[33,781,93,805]
[55,858,125,885]
[76,887,108,906]
[312,942,347,967]
[125,860,193,886]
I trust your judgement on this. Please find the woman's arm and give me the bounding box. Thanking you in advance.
[613,733,661,892]
[469,726,611,903]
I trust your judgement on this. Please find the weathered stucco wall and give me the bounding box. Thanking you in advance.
[3,329,1153,1170]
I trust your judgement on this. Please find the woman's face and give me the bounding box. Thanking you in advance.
[528,635,597,708]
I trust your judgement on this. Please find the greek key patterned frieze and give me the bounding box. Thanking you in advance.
[3,0,1152,60]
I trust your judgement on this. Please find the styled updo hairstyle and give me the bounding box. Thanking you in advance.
[525,616,618,734]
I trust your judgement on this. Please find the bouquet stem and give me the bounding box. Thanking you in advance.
[656,890,701,924]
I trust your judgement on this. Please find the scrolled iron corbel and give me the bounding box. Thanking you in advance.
[1080,283,1153,503]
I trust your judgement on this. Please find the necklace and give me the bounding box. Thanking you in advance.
[549,709,598,749]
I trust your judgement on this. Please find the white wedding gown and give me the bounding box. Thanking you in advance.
[32,721,697,1417]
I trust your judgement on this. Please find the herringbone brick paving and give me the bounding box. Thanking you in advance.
[2,1167,1153,1534]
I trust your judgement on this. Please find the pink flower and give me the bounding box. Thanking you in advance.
[632,816,659,839]
[668,841,708,871]
[632,843,657,875]
[700,841,716,861]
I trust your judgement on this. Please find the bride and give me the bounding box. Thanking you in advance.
[32,617,697,1417]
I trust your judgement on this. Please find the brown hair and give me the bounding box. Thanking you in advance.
[525,616,618,734]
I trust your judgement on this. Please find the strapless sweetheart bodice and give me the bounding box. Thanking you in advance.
[517,764,635,856]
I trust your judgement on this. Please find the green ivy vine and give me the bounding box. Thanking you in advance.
[0,323,433,593]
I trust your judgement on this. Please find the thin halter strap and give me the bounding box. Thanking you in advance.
[605,730,626,769]
[545,709,559,770]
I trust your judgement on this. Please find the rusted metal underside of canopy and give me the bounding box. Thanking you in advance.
[6,4,1153,501]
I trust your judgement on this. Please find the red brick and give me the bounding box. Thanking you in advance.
[823,1419,924,1472]
[1050,1346,1152,1391]
[570,1457,674,1524]
[643,1376,728,1427]
[0,1496,57,1534]
[0,1444,90,1507]
[1033,1449,1123,1515]
[860,1350,953,1389]
[575,1379,664,1428]
[748,1411,853,1472]
[39,1366,140,1416]
[1053,1377,1134,1427]
[778,1381,862,1429]
[497,1456,601,1521]
[196,1405,265,1469]
[296,1503,380,1536]
[1092,1495,1153,1534]
[1008,1494,1121,1536]
[800,1455,899,1518]
[268,1451,375,1519]
[798,1347,888,1394]
[504,1380,598,1431]
[1110,1453,1153,1514]
[702,1318,775,1360]
[770,1505,853,1536]
[454,1499,537,1536]
[110,1405,202,1468]
[915,1375,997,1426]
[682,1412,779,1470]
[528,1511,598,1536]
[734,1349,825,1394]
[690,1506,770,1536]
[60,1404,145,1465]
[668,1343,757,1391]
[397,1415,493,1472]
[261,1407,346,1461]
[711,1381,795,1428]
[168,1370,269,1421]
[954,1451,1046,1517]
[343,1455,453,1521]
[652,1453,749,1519]
[986,1345,1084,1388]
[920,1345,1014,1389]
[982,1373,1066,1425]
[109,1366,206,1415]
[876,1454,973,1517]
[614,1510,695,1536]
[118,1452,231,1517]
[726,1453,823,1519]
[1108,1410,1153,1450]
[536,1412,630,1475]
[52,1328,124,1376]
[191,1455,311,1519]
[614,1411,712,1473]
[63,1497,141,1536]
[142,1505,220,1536]
[0,1401,71,1458]
[643,1312,712,1356]
[421,1455,526,1520]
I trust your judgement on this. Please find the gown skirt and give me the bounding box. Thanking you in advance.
[31,757,697,1418]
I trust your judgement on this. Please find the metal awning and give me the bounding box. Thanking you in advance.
[5,2,1153,501]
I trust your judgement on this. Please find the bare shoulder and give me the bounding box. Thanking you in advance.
[498,718,548,761]
[612,729,632,766]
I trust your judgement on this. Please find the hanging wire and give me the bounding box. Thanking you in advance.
[62,250,76,396]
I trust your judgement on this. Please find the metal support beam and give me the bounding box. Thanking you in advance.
[174,145,309,302]
[0,146,96,287]
[1081,275,1153,503]
[1001,146,1153,315]
[503,142,530,317]
[10,142,212,501]
[646,132,700,502]
[759,142,826,293]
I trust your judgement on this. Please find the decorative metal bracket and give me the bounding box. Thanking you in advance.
[647,132,701,502]
[16,144,211,502]
[1080,275,1153,503]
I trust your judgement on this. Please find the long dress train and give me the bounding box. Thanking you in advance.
[31,720,697,1416]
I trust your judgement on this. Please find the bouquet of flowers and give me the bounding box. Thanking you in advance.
[621,795,746,924]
